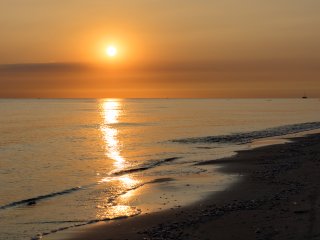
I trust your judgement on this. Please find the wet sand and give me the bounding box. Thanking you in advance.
[64,133,320,240]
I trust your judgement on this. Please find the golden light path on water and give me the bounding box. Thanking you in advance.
[98,99,140,219]
[100,99,124,169]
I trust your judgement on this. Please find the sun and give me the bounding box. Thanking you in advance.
[106,46,117,57]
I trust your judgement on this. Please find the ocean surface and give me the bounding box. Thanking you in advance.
[0,99,320,240]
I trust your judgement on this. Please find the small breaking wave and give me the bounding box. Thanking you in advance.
[0,186,83,210]
[172,122,320,144]
[1,157,180,211]
[29,177,175,239]
[30,208,142,240]
[111,157,180,176]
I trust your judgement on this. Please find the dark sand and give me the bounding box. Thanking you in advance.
[65,134,320,240]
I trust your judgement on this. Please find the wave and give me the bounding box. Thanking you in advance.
[0,156,180,212]
[111,157,180,176]
[172,122,320,144]
[29,177,175,239]
[0,186,83,210]
[30,208,142,240]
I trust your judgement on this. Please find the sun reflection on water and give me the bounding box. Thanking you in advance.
[100,99,125,169]
[96,205,141,220]
[99,99,140,218]
[99,175,139,188]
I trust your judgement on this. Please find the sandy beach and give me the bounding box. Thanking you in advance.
[61,133,320,240]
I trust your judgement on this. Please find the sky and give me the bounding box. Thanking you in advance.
[0,0,320,98]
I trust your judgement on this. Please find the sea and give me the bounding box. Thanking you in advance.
[0,99,320,240]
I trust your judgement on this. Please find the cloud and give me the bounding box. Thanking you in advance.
[0,62,89,73]
[1,59,320,75]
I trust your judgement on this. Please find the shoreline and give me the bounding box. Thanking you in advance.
[53,133,320,240]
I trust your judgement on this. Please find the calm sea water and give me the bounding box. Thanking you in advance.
[0,99,320,239]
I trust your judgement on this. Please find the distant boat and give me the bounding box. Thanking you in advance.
[302,93,308,99]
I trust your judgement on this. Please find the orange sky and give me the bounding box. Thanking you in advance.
[0,0,320,98]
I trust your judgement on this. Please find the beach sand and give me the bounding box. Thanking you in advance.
[62,133,320,240]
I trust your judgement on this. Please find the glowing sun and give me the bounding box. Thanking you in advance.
[106,46,117,57]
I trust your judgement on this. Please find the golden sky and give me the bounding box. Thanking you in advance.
[0,0,320,98]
